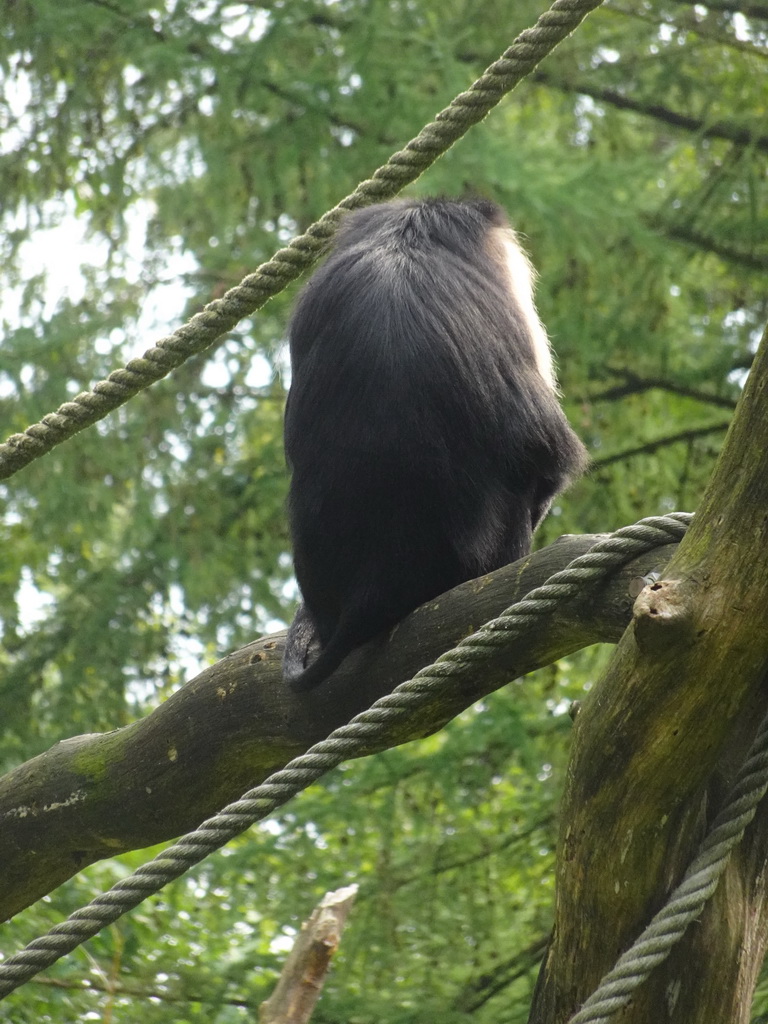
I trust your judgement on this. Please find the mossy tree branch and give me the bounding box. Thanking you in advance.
[0,533,680,923]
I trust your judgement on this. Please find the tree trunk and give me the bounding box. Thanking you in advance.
[530,325,768,1022]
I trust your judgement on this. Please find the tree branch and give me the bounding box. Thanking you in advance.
[654,222,768,272]
[260,885,358,1024]
[672,0,768,20]
[532,71,768,152]
[453,936,549,1013]
[0,533,683,922]
[591,422,729,467]
[587,371,738,409]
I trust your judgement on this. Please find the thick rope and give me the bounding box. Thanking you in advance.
[0,0,604,482]
[0,513,688,998]
[567,706,768,1023]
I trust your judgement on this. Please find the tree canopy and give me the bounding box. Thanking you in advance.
[0,0,766,1021]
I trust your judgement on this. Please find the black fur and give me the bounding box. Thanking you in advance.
[283,198,587,690]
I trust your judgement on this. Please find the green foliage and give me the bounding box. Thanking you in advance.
[0,0,766,1019]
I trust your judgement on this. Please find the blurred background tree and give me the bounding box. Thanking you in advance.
[0,0,765,1020]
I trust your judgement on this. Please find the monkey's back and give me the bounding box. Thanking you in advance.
[284,199,586,688]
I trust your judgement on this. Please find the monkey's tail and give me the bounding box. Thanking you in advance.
[283,641,349,692]
[283,605,364,692]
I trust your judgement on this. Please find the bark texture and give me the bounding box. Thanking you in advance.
[0,534,677,922]
[530,326,768,1023]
